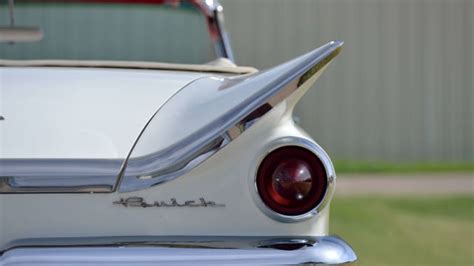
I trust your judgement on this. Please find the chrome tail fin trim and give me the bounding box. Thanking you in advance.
[119,41,343,192]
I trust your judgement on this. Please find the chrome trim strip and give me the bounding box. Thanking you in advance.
[0,235,357,265]
[195,0,235,61]
[118,41,343,192]
[0,159,122,193]
[250,137,336,223]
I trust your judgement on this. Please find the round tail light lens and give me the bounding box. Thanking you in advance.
[256,146,328,216]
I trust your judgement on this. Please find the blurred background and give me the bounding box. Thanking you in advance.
[2,0,473,265]
[221,0,473,165]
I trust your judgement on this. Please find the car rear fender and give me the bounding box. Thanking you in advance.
[120,41,344,192]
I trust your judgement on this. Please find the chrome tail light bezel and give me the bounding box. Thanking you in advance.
[251,137,336,223]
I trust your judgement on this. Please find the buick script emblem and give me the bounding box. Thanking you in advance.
[113,197,225,208]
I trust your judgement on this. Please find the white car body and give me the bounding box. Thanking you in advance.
[1,67,206,159]
[0,1,356,265]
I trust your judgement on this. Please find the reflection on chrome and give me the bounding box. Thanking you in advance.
[119,41,343,192]
[250,137,336,223]
[1,235,357,265]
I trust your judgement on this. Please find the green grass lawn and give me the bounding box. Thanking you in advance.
[330,196,474,266]
[333,161,474,174]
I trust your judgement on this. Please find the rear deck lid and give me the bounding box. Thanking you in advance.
[0,67,207,159]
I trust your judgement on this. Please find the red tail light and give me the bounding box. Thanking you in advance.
[256,146,328,216]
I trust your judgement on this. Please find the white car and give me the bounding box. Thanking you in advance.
[0,0,356,265]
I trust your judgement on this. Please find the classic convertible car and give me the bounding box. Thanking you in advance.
[0,0,356,265]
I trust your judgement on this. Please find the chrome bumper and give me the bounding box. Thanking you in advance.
[0,235,356,265]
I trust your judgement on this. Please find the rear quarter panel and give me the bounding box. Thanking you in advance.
[0,100,331,250]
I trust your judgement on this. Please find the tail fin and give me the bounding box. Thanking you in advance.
[120,41,343,192]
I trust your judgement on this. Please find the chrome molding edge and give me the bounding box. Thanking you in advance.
[195,0,235,61]
[118,41,343,192]
[0,235,356,265]
[0,159,122,193]
[250,137,336,223]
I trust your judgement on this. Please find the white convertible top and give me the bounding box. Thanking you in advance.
[0,58,258,75]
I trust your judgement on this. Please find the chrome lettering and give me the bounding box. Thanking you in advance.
[113,197,225,208]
